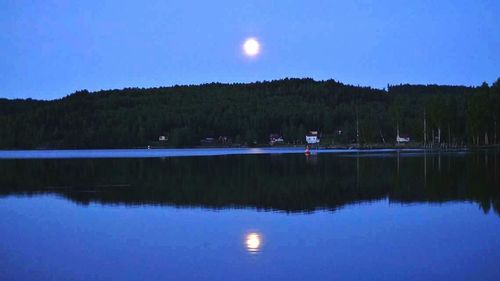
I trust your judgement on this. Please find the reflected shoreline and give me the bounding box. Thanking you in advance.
[0,151,499,216]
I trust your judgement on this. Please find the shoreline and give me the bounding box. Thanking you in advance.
[8,143,496,151]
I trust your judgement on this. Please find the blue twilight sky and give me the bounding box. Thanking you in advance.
[1,0,499,100]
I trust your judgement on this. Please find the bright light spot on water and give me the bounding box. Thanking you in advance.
[245,232,261,253]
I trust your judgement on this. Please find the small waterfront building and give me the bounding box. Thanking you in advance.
[396,126,410,143]
[200,137,215,145]
[158,135,168,141]
[306,131,320,144]
[269,134,284,145]
[396,134,410,143]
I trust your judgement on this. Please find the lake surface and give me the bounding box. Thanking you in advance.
[0,147,422,159]
[0,149,499,280]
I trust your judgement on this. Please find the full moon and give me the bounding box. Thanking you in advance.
[243,38,260,57]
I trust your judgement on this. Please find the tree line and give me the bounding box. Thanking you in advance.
[0,77,499,148]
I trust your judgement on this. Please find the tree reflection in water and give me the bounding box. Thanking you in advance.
[0,150,499,216]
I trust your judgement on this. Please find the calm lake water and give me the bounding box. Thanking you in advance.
[0,149,499,280]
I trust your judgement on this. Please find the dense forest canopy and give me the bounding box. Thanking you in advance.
[0,78,499,149]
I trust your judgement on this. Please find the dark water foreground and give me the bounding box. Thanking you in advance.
[1,150,499,280]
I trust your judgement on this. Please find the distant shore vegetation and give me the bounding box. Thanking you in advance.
[1,77,499,149]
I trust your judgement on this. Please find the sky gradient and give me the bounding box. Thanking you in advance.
[1,0,499,100]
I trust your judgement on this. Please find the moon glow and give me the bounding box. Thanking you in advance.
[245,232,262,253]
[243,38,260,57]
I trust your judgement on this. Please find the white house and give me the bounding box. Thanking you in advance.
[396,126,410,143]
[306,131,320,144]
[396,134,410,143]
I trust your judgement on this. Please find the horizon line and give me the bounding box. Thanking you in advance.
[2,76,497,102]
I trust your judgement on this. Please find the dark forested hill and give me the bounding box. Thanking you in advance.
[0,78,499,149]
